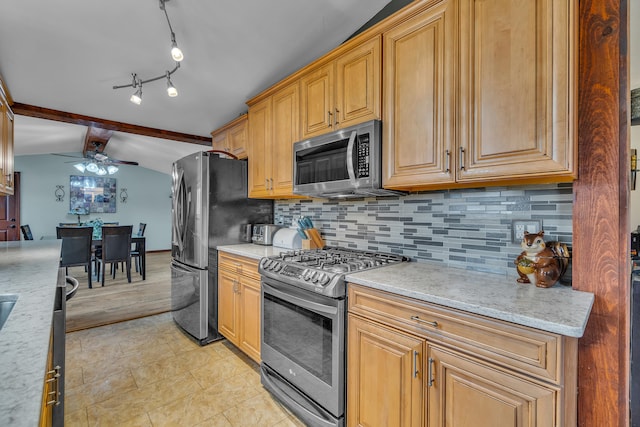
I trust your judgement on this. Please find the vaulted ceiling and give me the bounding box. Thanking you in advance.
[0,0,393,173]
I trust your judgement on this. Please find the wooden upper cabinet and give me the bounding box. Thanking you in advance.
[210,114,248,159]
[248,98,272,198]
[383,0,457,189]
[247,81,300,199]
[383,0,576,191]
[301,36,381,138]
[457,0,576,182]
[271,82,299,197]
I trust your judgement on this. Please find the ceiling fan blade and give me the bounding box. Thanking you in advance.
[110,159,139,166]
[52,153,84,159]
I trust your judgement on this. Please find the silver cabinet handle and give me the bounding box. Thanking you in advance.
[265,178,269,190]
[334,108,340,126]
[445,149,450,173]
[411,315,438,328]
[413,350,419,378]
[46,365,61,406]
[459,147,465,170]
[327,111,333,127]
[428,357,435,387]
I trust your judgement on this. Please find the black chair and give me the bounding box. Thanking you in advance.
[20,225,33,240]
[96,225,133,286]
[56,226,93,289]
[131,223,146,274]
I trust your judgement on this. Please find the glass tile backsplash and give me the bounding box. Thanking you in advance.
[275,183,573,279]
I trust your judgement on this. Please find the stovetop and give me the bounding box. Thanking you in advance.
[259,247,408,298]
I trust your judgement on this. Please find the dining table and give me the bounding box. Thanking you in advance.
[91,236,146,280]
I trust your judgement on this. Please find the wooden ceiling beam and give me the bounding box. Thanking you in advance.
[83,126,113,156]
[11,102,212,146]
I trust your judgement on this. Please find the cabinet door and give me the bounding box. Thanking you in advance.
[211,129,228,152]
[271,82,299,196]
[427,344,556,427]
[239,277,261,363]
[300,63,334,138]
[458,0,575,182]
[347,314,424,427]
[228,119,248,160]
[248,98,272,197]
[218,269,240,344]
[335,36,381,129]
[382,0,457,189]
[0,99,6,195]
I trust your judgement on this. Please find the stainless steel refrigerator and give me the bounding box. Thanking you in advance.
[170,151,273,344]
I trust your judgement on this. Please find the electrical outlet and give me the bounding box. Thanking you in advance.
[511,219,543,243]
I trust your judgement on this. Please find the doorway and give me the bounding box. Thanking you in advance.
[0,172,20,241]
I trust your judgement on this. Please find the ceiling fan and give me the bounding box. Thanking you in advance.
[54,127,139,175]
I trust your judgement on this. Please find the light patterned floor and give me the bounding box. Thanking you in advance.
[64,312,306,426]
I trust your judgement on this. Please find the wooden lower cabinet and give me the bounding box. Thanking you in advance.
[347,314,424,427]
[427,344,556,427]
[347,284,576,427]
[218,252,261,362]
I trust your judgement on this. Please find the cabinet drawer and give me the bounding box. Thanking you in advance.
[218,252,260,281]
[348,284,561,383]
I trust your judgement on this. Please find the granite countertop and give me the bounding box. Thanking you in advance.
[216,243,287,260]
[346,262,594,338]
[0,240,62,426]
[215,244,594,338]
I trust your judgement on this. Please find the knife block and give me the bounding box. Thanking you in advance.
[302,228,325,249]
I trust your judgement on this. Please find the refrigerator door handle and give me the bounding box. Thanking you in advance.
[173,168,186,253]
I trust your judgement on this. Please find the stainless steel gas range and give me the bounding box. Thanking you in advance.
[259,247,408,427]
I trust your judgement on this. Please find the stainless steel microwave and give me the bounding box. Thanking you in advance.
[292,120,403,199]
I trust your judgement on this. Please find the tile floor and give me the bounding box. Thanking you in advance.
[64,312,305,426]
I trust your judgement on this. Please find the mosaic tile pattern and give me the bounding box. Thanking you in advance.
[275,184,573,279]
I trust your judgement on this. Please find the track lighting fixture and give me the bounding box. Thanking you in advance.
[113,0,184,103]
[166,71,178,97]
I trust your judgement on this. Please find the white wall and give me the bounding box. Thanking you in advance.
[14,154,172,251]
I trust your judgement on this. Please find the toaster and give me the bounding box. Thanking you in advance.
[252,224,281,245]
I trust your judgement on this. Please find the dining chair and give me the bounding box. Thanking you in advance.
[96,225,133,286]
[20,224,33,240]
[56,226,93,289]
[131,223,146,274]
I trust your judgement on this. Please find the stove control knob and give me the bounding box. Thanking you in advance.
[301,269,310,280]
[318,273,330,286]
[310,271,320,282]
[260,258,268,269]
[272,261,282,272]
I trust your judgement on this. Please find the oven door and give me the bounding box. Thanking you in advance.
[261,277,345,419]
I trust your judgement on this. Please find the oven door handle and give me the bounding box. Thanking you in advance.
[263,282,338,316]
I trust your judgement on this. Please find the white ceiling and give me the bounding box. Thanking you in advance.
[0,0,392,174]
[3,1,638,175]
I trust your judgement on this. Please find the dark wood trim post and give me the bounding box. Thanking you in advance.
[574,0,630,425]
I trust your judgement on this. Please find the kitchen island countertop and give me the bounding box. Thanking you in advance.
[346,261,594,338]
[0,240,62,426]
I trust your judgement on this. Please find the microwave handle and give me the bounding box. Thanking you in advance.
[346,130,357,182]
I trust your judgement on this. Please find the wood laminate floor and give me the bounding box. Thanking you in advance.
[65,251,172,332]
[65,312,305,426]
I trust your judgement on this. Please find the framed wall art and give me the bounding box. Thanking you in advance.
[69,175,117,214]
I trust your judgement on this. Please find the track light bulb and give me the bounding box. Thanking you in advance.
[107,165,119,175]
[130,87,142,105]
[86,162,99,173]
[73,163,86,173]
[171,41,184,62]
[96,167,108,176]
[166,74,178,97]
